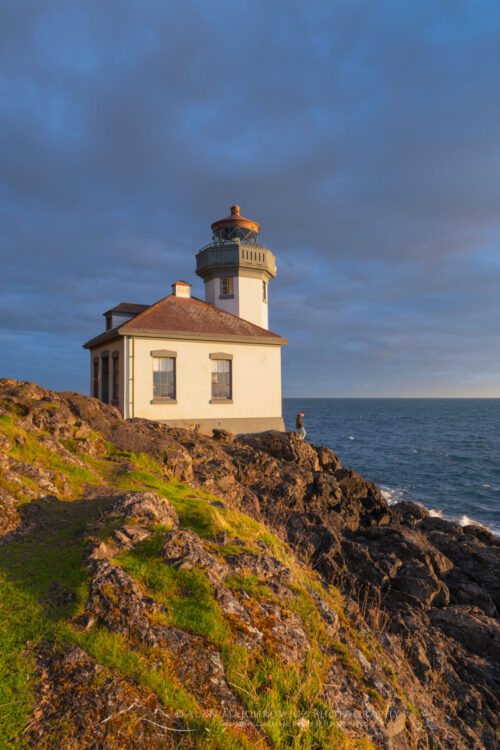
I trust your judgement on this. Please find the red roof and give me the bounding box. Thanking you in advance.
[122,294,285,341]
[103,302,150,316]
[84,294,287,349]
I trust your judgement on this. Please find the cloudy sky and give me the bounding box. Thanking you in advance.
[1,0,499,397]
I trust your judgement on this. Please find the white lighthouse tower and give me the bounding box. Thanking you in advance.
[195,204,277,329]
[84,201,287,433]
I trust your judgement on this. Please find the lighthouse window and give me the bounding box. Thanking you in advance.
[101,355,109,404]
[153,357,176,399]
[220,277,233,296]
[262,281,267,302]
[214,227,258,245]
[112,354,119,403]
[211,359,232,400]
[93,359,99,398]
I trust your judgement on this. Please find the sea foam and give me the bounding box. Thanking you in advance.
[380,489,498,535]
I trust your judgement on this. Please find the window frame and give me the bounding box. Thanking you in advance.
[220,277,234,298]
[151,352,177,403]
[210,354,233,403]
[112,352,119,403]
[101,353,110,404]
[92,358,99,399]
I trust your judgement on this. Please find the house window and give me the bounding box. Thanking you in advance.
[93,359,99,398]
[101,355,109,404]
[106,316,112,330]
[220,277,233,296]
[112,354,119,402]
[262,280,267,302]
[211,359,232,399]
[153,357,176,399]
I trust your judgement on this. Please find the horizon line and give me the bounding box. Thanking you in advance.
[283,395,500,399]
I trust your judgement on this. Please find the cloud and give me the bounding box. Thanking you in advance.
[0,0,499,395]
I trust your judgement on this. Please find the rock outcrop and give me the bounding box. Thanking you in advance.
[0,378,499,749]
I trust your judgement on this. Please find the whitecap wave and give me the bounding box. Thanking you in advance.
[420,506,496,535]
[349,436,355,440]
[458,514,486,529]
[379,493,498,536]
[428,508,443,518]
[380,485,406,504]
[425,507,489,530]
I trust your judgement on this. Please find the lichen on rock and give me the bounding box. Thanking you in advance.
[0,378,498,749]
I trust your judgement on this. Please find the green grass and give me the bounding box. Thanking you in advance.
[367,688,385,712]
[332,642,367,687]
[287,584,328,642]
[60,430,104,454]
[104,443,166,475]
[224,645,374,750]
[408,703,422,720]
[73,627,202,717]
[117,534,231,648]
[0,413,382,749]
[0,472,33,504]
[349,630,375,662]
[102,462,290,559]
[0,508,246,748]
[0,524,89,745]
[0,414,17,431]
[22,425,291,559]
[225,573,276,602]
[382,661,394,677]
[211,541,259,556]
[113,534,375,749]
[4,426,99,496]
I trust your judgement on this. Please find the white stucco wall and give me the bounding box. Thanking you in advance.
[126,336,282,422]
[237,275,268,329]
[204,277,239,317]
[204,275,268,329]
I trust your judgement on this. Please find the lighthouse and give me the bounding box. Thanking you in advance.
[83,202,286,432]
[195,204,277,329]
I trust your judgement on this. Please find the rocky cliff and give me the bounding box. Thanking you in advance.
[0,378,498,749]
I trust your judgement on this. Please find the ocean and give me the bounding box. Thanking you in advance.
[283,398,500,536]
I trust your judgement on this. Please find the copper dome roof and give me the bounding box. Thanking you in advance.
[211,204,260,234]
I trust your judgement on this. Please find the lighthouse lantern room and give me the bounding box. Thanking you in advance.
[195,204,277,330]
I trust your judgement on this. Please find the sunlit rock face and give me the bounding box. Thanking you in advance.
[0,378,499,749]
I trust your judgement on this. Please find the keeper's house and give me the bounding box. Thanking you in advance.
[83,204,288,434]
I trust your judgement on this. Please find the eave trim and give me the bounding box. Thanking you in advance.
[119,327,288,346]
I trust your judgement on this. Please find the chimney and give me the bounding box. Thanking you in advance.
[171,281,191,298]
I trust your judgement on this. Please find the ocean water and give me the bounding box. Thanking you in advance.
[283,399,500,536]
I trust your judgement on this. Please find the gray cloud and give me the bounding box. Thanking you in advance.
[0,0,499,395]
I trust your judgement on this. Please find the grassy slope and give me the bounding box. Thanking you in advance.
[0,411,376,749]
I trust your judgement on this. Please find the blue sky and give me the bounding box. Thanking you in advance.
[1,0,499,396]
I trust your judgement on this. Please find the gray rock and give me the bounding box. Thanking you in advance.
[111,524,151,549]
[355,648,372,675]
[430,606,500,660]
[162,528,226,584]
[392,561,450,608]
[106,490,179,527]
[224,551,290,582]
[384,698,406,736]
